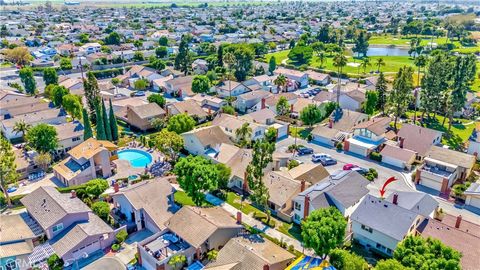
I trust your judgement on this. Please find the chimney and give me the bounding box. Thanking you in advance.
[113,182,120,193]
[290,104,294,112]
[300,179,306,192]
[399,137,404,149]
[455,215,462,228]
[393,193,398,205]
[328,118,333,129]
[303,195,310,219]
[236,211,242,224]
[70,190,76,198]
[263,265,270,270]
[261,98,266,109]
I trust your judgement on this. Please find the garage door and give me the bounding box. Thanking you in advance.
[349,144,367,157]
[382,156,404,169]
[313,135,333,147]
[420,178,442,191]
[467,197,480,208]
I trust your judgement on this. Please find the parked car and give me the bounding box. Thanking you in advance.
[343,163,359,170]
[297,146,314,155]
[319,157,337,166]
[352,167,369,175]
[312,153,331,162]
[134,91,146,96]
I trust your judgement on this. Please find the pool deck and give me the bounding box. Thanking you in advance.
[110,147,164,180]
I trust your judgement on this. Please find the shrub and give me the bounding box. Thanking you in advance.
[91,201,110,221]
[370,151,382,162]
[336,142,343,151]
[111,243,121,252]
[288,160,300,170]
[116,230,128,244]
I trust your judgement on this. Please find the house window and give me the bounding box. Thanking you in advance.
[361,224,373,233]
[294,202,301,211]
[255,130,262,136]
[5,259,18,270]
[72,137,81,142]
[294,214,300,221]
[52,223,64,233]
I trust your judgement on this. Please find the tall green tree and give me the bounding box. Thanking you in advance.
[95,102,106,140]
[246,139,275,221]
[390,66,414,130]
[19,67,36,95]
[153,129,184,161]
[394,236,461,270]
[155,46,168,58]
[414,55,427,87]
[376,72,388,115]
[375,58,386,72]
[62,94,82,120]
[288,45,313,65]
[235,122,252,147]
[191,75,211,93]
[273,74,287,93]
[147,94,166,108]
[25,123,59,153]
[13,120,31,141]
[167,113,195,134]
[101,99,112,141]
[82,108,93,140]
[300,104,323,126]
[0,137,19,207]
[420,53,452,119]
[329,248,368,270]
[217,44,224,67]
[374,259,411,270]
[224,44,254,81]
[52,85,69,107]
[174,34,192,75]
[333,53,347,104]
[363,90,378,115]
[173,155,222,206]
[360,57,371,74]
[104,31,121,45]
[83,71,101,122]
[276,96,290,116]
[301,207,347,258]
[108,99,119,141]
[352,30,369,57]
[158,36,168,46]
[43,67,58,85]
[268,56,276,74]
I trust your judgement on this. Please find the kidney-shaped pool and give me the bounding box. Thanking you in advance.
[117,149,153,168]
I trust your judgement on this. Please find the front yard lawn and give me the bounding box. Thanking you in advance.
[174,191,212,207]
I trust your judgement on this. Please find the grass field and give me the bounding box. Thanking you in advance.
[266,49,415,75]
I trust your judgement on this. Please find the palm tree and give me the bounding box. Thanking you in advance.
[375,58,385,72]
[13,120,31,141]
[333,53,347,104]
[318,51,326,68]
[414,55,427,87]
[273,74,287,93]
[235,122,252,147]
[222,52,236,104]
[360,57,371,74]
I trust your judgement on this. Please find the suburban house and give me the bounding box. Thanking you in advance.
[216,80,250,98]
[235,91,271,113]
[138,206,242,270]
[205,235,295,270]
[211,143,252,190]
[1,108,68,140]
[244,74,277,92]
[415,146,476,194]
[305,70,330,86]
[79,42,102,54]
[274,67,308,88]
[190,94,227,114]
[53,138,118,186]
[0,213,41,270]
[292,170,370,224]
[182,125,232,157]
[464,180,480,210]
[240,109,289,140]
[394,124,442,162]
[116,103,166,131]
[467,123,480,159]
[311,109,368,147]
[59,77,84,95]
[118,65,163,86]
[20,187,116,265]
[379,144,416,170]
[344,117,391,157]
[263,164,330,222]
[339,90,365,111]
[213,113,267,142]
[163,76,195,98]
[111,179,179,233]
[53,121,84,156]
[418,214,480,270]
[351,192,437,256]
[256,92,298,114]
[191,59,208,74]
[166,99,209,122]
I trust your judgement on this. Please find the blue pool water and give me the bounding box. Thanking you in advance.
[118,149,153,168]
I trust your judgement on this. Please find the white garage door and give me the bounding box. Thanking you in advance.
[467,197,480,208]
[382,156,404,169]
[349,144,367,157]
[313,136,334,147]
[420,178,442,191]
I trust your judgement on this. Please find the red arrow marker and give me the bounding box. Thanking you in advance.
[379,177,397,197]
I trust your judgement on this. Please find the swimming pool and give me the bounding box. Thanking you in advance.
[118,149,153,168]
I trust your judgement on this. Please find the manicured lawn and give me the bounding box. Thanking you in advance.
[405,112,475,150]
[226,192,260,215]
[174,191,211,207]
[266,50,415,75]
[278,222,303,242]
[289,127,312,139]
